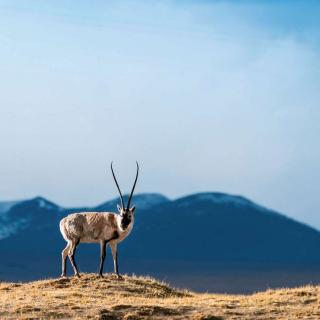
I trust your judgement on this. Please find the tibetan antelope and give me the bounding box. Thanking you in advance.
[59,162,139,278]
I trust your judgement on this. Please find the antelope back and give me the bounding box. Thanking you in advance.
[60,212,119,243]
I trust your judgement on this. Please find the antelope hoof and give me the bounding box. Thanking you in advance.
[99,273,104,278]
[74,273,81,278]
[116,274,123,280]
[60,274,67,278]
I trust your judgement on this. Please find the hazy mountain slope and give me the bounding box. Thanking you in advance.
[0,201,19,214]
[0,200,23,239]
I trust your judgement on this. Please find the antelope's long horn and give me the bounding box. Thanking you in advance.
[127,161,139,210]
[111,162,125,209]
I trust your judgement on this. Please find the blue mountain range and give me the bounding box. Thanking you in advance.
[1,192,320,290]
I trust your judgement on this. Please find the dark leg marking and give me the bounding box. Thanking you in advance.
[99,240,107,276]
[97,231,120,277]
[61,254,67,277]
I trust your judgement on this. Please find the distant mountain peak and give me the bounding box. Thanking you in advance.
[28,196,60,210]
[94,193,170,211]
[131,193,170,209]
[175,192,274,214]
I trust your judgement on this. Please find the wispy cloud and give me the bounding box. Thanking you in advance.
[0,0,319,228]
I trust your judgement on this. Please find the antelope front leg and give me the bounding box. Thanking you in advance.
[99,240,107,277]
[110,242,122,279]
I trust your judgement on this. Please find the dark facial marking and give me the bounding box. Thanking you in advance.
[121,213,131,230]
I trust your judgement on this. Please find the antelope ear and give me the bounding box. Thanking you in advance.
[130,206,136,213]
[117,204,122,213]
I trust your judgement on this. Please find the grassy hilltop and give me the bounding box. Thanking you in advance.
[1,274,320,319]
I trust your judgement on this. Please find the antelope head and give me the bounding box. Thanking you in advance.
[111,161,139,230]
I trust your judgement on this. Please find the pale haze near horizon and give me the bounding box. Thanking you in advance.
[0,1,320,228]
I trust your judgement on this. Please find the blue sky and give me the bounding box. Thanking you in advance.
[0,1,320,228]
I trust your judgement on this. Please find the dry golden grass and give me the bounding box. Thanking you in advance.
[1,273,320,319]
